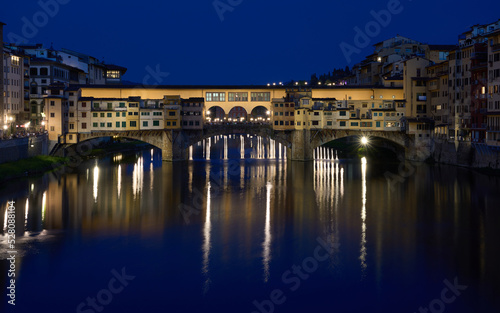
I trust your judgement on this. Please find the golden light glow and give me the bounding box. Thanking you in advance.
[263,182,272,282]
[361,136,369,146]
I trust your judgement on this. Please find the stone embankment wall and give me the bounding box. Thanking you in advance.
[432,140,500,170]
[0,135,48,164]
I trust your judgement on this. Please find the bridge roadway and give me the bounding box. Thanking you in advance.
[62,124,432,161]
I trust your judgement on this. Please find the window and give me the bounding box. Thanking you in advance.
[339,111,347,116]
[122,112,126,117]
[351,122,359,126]
[100,113,105,118]
[274,121,279,126]
[119,102,126,108]
[130,121,137,127]
[106,70,120,79]
[50,113,55,118]
[206,92,225,102]
[251,92,270,102]
[153,121,160,127]
[153,112,162,116]
[116,122,121,127]
[94,103,99,109]
[82,123,87,129]
[134,112,138,116]
[107,123,112,128]
[93,123,98,127]
[107,103,113,110]
[339,121,346,127]
[30,68,38,75]
[314,112,319,116]
[93,113,98,117]
[100,123,105,127]
[116,112,120,117]
[40,68,48,75]
[69,101,74,106]
[107,113,112,118]
[69,124,74,130]
[50,126,55,131]
[327,121,333,126]
[69,113,74,118]
[143,121,148,127]
[173,122,176,126]
[82,102,87,108]
[122,122,126,128]
[169,111,176,116]
[167,122,171,126]
[302,99,309,105]
[50,101,55,106]
[376,121,381,127]
[228,92,248,102]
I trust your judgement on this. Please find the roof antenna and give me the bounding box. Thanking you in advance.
[50,42,54,50]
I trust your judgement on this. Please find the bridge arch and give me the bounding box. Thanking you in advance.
[207,106,226,122]
[228,106,248,122]
[310,130,409,151]
[184,124,292,149]
[250,106,270,121]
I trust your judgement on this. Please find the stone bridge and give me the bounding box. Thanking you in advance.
[64,125,432,161]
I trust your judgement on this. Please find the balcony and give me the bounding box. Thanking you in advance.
[491,43,500,52]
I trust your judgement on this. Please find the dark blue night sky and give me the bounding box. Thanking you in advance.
[2,0,500,84]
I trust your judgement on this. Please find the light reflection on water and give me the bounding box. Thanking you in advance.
[0,135,499,312]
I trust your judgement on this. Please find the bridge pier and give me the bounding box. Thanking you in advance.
[290,130,314,161]
[161,130,188,161]
[405,137,433,162]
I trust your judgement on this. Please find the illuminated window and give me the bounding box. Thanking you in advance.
[206,92,226,102]
[228,92,248,102]
[106,71,120,79]
[251,92,270,102]
[11,56,20,66]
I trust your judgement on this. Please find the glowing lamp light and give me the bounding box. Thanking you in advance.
[361,136,369,146]
[3,125,7,130]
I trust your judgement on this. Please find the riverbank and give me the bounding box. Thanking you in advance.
[0,155,68,185]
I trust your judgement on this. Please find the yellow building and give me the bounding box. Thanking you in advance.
[164,95,181,129]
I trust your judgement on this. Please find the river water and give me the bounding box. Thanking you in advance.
[1,135,500,313]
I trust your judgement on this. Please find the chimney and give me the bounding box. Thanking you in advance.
[0,22,5,129]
